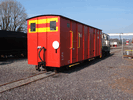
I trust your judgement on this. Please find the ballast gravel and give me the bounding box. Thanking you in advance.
[0,58,43,86]
[0,49,133,100]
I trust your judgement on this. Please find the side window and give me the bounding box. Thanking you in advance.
[67,23,70,28]
[50,21,56,30]
[30,23,36,32]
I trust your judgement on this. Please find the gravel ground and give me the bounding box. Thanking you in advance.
[0,49,133,100]
[0,57,43,85]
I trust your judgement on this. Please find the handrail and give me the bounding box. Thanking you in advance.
[77,32,80,48]
[70,31,73,49]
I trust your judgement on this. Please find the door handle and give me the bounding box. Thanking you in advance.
[70,31,73,49]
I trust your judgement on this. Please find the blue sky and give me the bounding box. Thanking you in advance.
[16,0,133,39]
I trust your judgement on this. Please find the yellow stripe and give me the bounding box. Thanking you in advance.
[29,27,58,33]
[69,63,80,67]
[38,19,46,24]
[100,54,102,58]
[29,28,38,33]
[125,50,133,51]
[46,18,58,23]
[29,18,58,25]
[29,20,38,25]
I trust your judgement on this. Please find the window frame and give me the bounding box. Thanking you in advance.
[50,21,56,31]
[30,23,36,32]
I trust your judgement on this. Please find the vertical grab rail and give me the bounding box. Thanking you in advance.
[77,32,80,48]
[70,31,73,49]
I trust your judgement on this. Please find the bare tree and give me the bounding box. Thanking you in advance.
[0,0,27,32]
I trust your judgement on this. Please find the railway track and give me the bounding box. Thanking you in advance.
[0,48,121,93]
[0,71,55,93]
[110,48,122,54]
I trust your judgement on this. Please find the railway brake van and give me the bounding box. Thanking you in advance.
[27,15,102,71]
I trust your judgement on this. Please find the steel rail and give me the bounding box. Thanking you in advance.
[0,71,55,93]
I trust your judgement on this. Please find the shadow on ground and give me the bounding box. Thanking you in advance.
[60,53,114,74]
[0,56,27,65]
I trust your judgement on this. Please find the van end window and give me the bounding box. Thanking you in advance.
[30,23,36,32]
[50,21,56,30]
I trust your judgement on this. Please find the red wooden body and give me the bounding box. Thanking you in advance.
[27,15,102,68]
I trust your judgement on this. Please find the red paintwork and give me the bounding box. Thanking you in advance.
[27,15,102,68]
[27,17,38,65]
[126,40,129,45]
[84,26,88,60]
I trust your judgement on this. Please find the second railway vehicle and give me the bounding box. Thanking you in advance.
[27,14,110,71]
[102,33,110,57]
[0,30,27,58]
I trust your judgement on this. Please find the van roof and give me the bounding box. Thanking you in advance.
[27,14,102,31]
